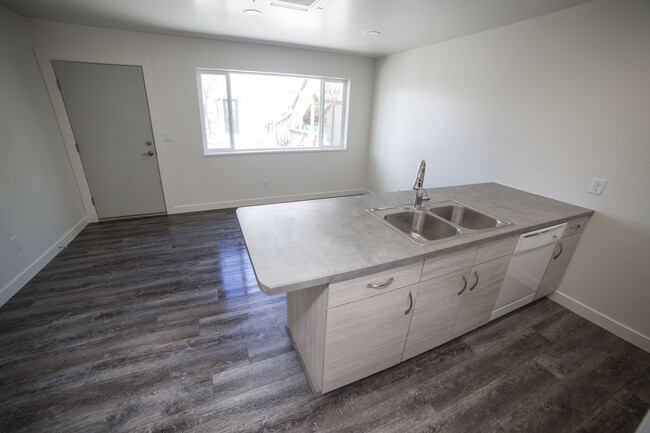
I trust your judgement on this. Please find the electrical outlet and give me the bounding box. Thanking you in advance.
[161,132,173,141]
[396,186,401,191]
[588,178,607,195]
[10,236,22,252]
[262,178,269,188]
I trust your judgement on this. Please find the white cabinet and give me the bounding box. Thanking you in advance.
[285,231,572,394]
[287,261,423,394]
[322,284,416,393]
[403,235,516,361]
[402,268,468,360]
[450,255,512,339]
[534,232,582,300]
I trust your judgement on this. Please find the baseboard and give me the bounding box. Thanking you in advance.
[549,291,650,353]
[0,217,88,307]
[168,188,370,214]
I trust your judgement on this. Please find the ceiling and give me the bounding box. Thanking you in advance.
[1,0,592,57]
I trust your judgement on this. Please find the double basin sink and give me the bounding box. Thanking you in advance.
[367,200,511,246]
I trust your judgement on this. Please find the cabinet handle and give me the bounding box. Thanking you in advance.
[553,241,563,260]
[366,277,394,289]
[468,271,479,291]
[458,275,469,296]
[405,291,413,315]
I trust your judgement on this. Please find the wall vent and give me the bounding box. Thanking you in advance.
[269,0,335,11]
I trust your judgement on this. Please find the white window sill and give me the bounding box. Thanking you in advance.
[202,147,347,157]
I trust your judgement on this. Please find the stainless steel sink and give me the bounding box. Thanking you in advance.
[367,200,511,246]
[384,210,460,244]
[429,204,507,230]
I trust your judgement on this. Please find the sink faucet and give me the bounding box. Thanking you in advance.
[412,160,429,209]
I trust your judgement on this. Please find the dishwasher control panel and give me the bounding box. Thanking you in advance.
[514,223,567,254]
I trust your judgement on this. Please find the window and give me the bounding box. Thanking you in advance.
[196,69,348,154]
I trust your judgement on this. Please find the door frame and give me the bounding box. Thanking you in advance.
[34,48,171,222]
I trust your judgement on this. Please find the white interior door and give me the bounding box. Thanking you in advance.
[52,60,166,219]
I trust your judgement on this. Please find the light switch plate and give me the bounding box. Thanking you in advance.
[161,132,173,141]
[588,178,607,195]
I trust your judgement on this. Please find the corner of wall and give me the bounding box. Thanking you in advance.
[0,216,88,307]
[549,291,650,353]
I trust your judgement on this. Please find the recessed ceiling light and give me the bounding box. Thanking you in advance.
[366,30,381,37]
[243,9,263,16]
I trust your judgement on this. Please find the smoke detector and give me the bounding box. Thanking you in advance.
[270,0,336,12]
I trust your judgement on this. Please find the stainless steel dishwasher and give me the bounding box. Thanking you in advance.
[490,222,567,321]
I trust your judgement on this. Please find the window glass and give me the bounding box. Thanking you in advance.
[322,81,345,147]
[199,73,229,150]
[197,70,348,154]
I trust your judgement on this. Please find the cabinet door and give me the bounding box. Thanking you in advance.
[402,268,469,361]
[534,233,582,300]
[322,284,415,393]
[451,255,511,339]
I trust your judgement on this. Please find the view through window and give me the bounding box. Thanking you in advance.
[197,69,348,154]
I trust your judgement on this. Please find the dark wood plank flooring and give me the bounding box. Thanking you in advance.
[0,210,648,432]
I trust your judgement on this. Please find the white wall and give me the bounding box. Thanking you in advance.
[368,0,650,349]
[0,7,87,305]
[26,19,376,214]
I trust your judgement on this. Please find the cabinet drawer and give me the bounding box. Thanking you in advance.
[328,261,423,308]
[564,216,589,237]
[421,246,477,282]
[323,284,415,393]
[474,235,517,265]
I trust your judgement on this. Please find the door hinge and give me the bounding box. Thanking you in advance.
[91,197,95,205]
[75,142,80,152]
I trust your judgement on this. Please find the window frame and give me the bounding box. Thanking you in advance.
[196,68,349,156]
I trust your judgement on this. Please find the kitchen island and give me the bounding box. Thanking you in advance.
[236,183,593,393]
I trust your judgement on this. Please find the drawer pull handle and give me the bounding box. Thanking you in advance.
[553,241,563,260]
[405,291,413,315]
[458,275,469,296]
[366,277,394,289]
[468,272,480,291]
[570,224,581,230]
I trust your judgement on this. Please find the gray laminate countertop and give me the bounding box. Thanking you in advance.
[236,183,593,295]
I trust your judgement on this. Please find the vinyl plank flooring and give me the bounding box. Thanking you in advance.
[1,211,648,433]
[135,373,313,433]
[625,366,650,404]
[212,351,303,400]
[417,361,558,433]
[570,388,649,433]
[461,297,561,354]
[418,328,551,412]
[318,387,435,433]
[499,338,650,433]
[307,352,434,429]
[221,403,316,433]
[533,313,621,379]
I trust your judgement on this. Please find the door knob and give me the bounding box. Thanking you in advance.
[142,151,154,156]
